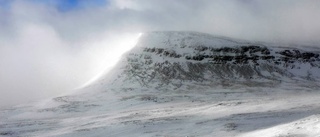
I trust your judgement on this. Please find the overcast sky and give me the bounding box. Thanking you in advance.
[1,0,320,107]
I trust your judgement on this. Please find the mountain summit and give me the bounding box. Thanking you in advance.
[96,31,320,90]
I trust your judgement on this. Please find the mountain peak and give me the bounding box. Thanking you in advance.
[93,31,320,90]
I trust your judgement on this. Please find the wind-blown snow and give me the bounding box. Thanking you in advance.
[1,31,320,137]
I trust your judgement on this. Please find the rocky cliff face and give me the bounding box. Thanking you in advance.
[99,31,320,89]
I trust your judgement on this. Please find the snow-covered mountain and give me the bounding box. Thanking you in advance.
[97,31,320,90]
[1,31,320,137]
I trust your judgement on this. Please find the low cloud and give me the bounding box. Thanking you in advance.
[1,0,320,107]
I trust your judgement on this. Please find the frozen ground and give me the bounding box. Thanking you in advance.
[1,82,320,137]
[1,31,320,137]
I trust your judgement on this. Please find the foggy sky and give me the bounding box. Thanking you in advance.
[1,0,320,107]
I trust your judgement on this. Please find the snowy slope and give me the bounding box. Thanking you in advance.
[95,31,320,90]
[1,31,320,137]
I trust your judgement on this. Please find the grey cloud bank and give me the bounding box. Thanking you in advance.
[1,0,320,107]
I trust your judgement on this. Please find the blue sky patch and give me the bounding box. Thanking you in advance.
[53,0,108,12]
[0,0,108,12]
[0,0,12,9]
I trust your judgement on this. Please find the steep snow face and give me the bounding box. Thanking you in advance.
[97,31,320,90]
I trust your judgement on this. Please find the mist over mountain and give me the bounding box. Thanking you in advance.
[1,31,320,137]
[2,0,320,108]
